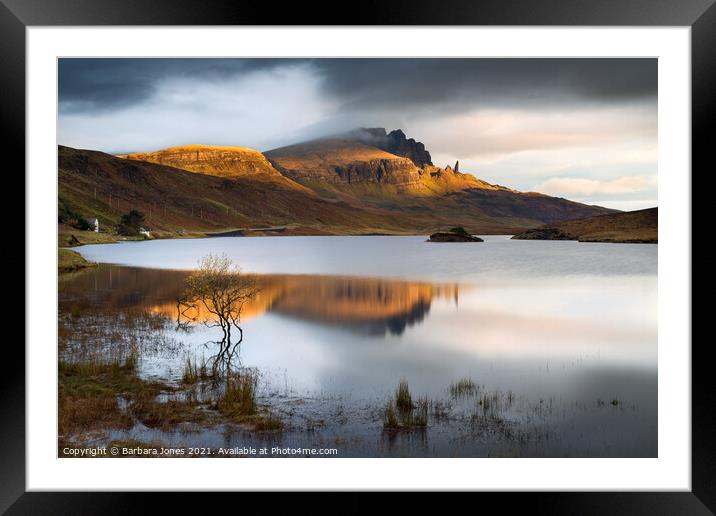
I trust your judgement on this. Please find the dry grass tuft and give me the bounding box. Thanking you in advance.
[383,380,430,431]
[395,379,413,412]
[218,370,258,419]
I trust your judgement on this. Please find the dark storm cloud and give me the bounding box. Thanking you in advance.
[59,58,656,114]
[58,58,283,112]
[311,58,656,109]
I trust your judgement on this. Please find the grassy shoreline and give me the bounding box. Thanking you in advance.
[59,221,520,245]
[58,248,96,274]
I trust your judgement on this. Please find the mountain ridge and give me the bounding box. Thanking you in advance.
[59,128,620,237]
[262,129,615,223]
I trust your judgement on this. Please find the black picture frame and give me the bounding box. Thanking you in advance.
[5,0,710,512]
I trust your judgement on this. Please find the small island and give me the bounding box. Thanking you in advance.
[428,227,484,243]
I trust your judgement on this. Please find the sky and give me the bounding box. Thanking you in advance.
[58,58,657,211]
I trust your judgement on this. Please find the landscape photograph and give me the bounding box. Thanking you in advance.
[57,58,657,458]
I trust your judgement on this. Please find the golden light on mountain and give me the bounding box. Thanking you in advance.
[60,127,618,238]
[264,137,500,196]
[121,144,284,179]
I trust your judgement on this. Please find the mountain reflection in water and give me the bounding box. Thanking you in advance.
[59,265,461,336]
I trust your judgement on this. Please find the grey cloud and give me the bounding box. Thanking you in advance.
[59,58,285,113]
[312,58,656,110]
[59,58,656,115]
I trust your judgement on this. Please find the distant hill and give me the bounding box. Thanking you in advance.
[265,133,513,198]
[59,128,620,237]
[120,144,285,179]
[264,129,615,226]
[512,207,657,243]
[59,145,419,236]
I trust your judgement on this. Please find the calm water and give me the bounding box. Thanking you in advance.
[65,236,657,457]
[75,235,657,280]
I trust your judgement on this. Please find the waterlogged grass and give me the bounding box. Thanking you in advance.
[58,344,630,455]
[60,353,136,380]
[130,398,206,430]
[384,401,399,429]
[476,391,502,420]
[414,397,429,428]
[58,306,215,438]
[449,378,479,399]
[431,400,452,420]
[395,379,412,412]
[218,370,258,418]
[59,352,284,440]
[251,411,284,431]
[384,381,430,431]
[213,369,284,432]
[58,309,177,365]
[58,354,163,435]
[59,395,133,436]
[57,305,286,442]
[59,354,155,401]
[181,357,213,385]
[471,388,521,423]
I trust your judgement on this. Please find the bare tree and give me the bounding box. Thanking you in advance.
[177,254,258,375]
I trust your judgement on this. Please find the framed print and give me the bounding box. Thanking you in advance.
[6,0,711,511]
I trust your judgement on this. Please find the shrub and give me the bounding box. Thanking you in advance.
[58,201,92,230]
[117,209,146,236]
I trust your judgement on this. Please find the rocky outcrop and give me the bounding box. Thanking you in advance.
[334,158,422,186]
[428,232,483,242]
[350,128,433,167]
[384,129,433,167]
